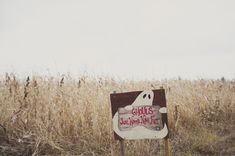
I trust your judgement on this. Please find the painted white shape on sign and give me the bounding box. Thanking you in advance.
[159,107,167,113]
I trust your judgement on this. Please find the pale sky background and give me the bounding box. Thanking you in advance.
[0,0,235,80]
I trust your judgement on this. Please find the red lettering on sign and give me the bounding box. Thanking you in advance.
[118,106,162,130]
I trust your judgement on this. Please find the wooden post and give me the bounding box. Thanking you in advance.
[120,139,125,156]
[164,138,170,156]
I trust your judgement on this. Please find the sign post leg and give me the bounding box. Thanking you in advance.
[120,140,125,156]
[164,138,170,156]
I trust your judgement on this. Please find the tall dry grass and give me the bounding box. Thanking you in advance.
[0,73,234,155]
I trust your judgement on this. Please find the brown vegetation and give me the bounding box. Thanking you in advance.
[0,73,234,155]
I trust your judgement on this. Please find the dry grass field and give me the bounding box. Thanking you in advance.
[0,73,234,156]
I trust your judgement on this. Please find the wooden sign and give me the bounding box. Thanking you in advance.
[110,89,168,140]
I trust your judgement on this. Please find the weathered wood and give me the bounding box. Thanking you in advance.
[120,139,125,156]
[164,138,170,156]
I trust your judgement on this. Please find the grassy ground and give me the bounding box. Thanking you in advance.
[0,74,234,156]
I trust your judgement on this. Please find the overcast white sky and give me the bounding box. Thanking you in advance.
[0,0,235,80]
